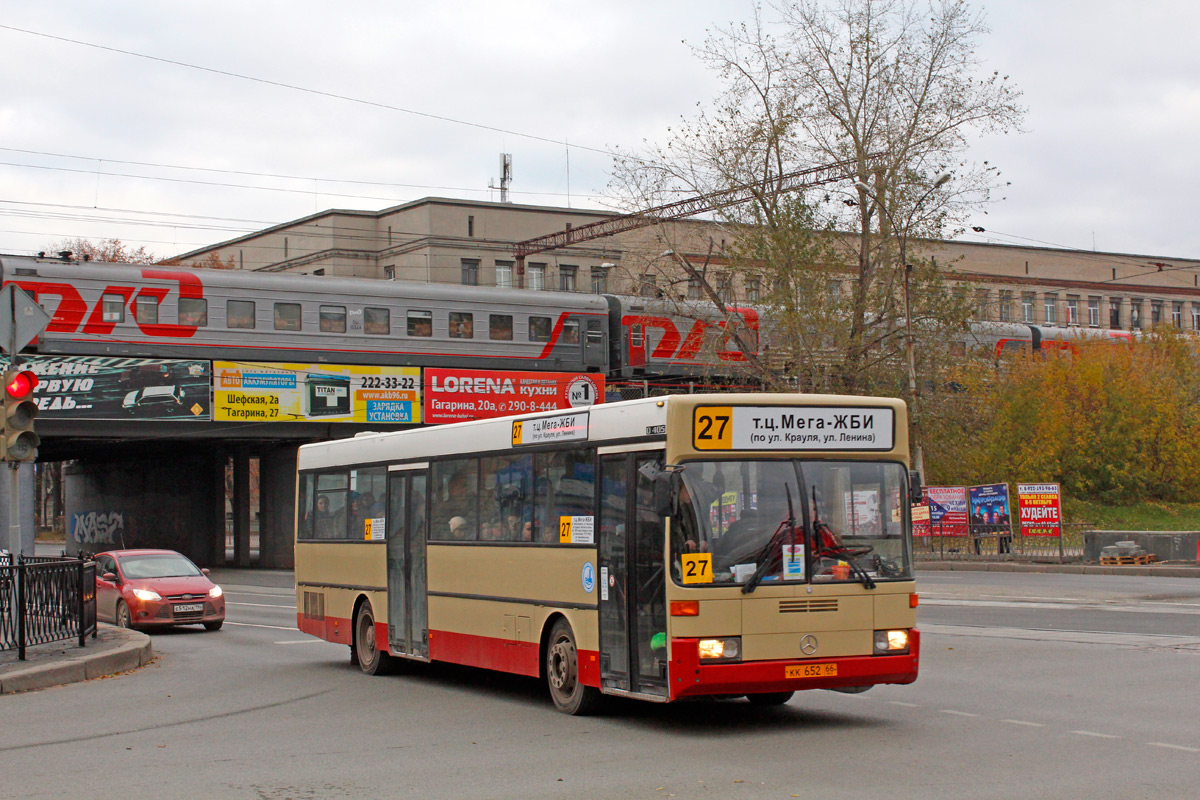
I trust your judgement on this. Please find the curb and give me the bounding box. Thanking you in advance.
[917,561,1200,578]
[0,626,153,694]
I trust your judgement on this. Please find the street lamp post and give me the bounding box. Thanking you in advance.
[854,173,950,478]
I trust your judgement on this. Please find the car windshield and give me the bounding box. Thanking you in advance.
[118,554,203,579]
[669,459,913,587]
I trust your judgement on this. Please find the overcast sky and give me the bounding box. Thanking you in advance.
[1,0,1197,263]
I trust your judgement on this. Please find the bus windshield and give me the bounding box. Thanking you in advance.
[670,459,913,586]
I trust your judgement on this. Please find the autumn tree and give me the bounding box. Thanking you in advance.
[609,0,1024,468]
[43,237,157,264]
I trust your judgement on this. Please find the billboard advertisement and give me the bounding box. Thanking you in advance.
[968,483,1012,530]
[424,369,604,424]
[924,486,969,536]
[23,356,211,420]
[1016,483,1062,537]
[213,362,421,423]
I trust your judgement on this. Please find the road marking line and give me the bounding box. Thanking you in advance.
[274,639,329,645]
[1072,731,1120,739]
[1002,719,1044,727]
[227,601,293,608]
[888,701,921,707]
[939,710,979,717]
[1148,742,1200,753]
[224,621,298,631]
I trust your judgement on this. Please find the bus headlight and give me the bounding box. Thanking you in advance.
[698,637,741,661]
[874,629,909,654]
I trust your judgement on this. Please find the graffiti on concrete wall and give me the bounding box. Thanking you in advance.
[71,510,126,546]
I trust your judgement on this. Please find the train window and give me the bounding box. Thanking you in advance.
[365,307,390,335]
[407,310,433,337]
[449,312,474,339]
[179,298,207,327]
[101,293,125,323]
[228,300,256,329]
[529,316,552,342]
[562,320,580,344]
[489,314,513,341]
[135,296,159,325]
[319,305,347,333]
[274,303,302,331]
[586,319,603,344]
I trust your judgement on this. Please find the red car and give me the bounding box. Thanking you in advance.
[94,549,226,631]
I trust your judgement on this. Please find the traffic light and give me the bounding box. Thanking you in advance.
[2,369,39,462]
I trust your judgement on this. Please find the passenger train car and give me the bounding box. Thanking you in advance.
[0,253,1133,379]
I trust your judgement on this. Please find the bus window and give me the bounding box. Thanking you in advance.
[319,305,347,333]
[430,459,479,541]
[534,448,594,544]
[314,472,349,539]
[275,302,302,331]
[297,473,315,539]
[482,454,533,541]
[364,307,390,335]
[347,467,386,540]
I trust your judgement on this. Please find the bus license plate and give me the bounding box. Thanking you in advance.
[787,663,837,679]
[175,603,204,613]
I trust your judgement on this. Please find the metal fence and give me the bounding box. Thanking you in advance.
[914,523,1090,563]
[0,553,97,660]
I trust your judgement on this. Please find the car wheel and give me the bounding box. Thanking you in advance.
[354,601,396,675]
[746,691,794,706]
[115,601,133,629]
[203,620,224,631]
[545,619,602,715]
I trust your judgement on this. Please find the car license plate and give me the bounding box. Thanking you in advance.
[175,603,204,613]
[786,663,837,679]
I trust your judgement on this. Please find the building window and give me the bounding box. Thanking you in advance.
[1088,297,1100,327]
[1192,304,1200,331]
[998,290,1012,322]
[529,316,552,342]
[687,277,703,300]
[101,293,126,323]
[1172,302,1183,328]
[718,273,735,304]
[468,215,475,237]
[179,297,207,327]
[407,310,433,337]
[527,263,545,291]
[1110,298,1121,329]
[135,296,159,325]
[590,266,608,294]
[746,276,761,303]
[274,302,302,331]
[975,289,990,321]
[1043,294,1057,324]
[640,273,659,298]
[1021,292,1035,323]
[384,265,395,280]
[489,314,513,341]
[559,265,577,292]
[449,312,474,338]
[495,260,513,289]
[1130,299,1142,329]
[1151,300,1163,326]
[228,300,255,329]
[319,305,347,333]
[1066,295,1079,325]
[461,259,480,286]
[364,307,390,335]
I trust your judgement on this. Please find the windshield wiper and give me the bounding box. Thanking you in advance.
[742,485,798,595]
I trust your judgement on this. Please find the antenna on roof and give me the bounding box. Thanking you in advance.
[489,153,513,203]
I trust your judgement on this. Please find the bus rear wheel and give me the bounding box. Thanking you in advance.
[746,691,794,706]
[354,601,396,676]
[546,619,601,715]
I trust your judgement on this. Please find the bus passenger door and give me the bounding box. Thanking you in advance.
[598,452,668,697]
[387,468,429,659]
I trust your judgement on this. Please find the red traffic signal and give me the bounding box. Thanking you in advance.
[4,369,37,400]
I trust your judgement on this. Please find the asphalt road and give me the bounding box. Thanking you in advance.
[1,569,1197,799]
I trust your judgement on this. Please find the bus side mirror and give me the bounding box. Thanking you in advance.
[909,470,924,505]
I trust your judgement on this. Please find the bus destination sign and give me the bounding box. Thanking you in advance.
[692,406,895,451]
[511,411,590,447]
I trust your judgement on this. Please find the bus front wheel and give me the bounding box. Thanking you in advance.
[354,601,396,676]
[546,619,601,715]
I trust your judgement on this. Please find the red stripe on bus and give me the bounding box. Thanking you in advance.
[667,630,921,700]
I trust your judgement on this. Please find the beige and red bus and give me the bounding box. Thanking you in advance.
[294,393,920,714]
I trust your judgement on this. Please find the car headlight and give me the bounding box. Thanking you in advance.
[698,637,741,661]
[133,588,163,602]
[874,629,910,654]
[209,585,223,598]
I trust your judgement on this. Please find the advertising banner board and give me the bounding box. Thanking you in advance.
[24,356,211,420]
[924,486,969,536]
[968,484,1012,531]
[213,362,421,423]
[1016,483,1062,537]
[424,369,603,424]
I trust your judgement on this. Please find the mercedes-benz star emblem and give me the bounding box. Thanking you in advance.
[800,634,818,655]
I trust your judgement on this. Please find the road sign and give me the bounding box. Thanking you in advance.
[0,284,52,355]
